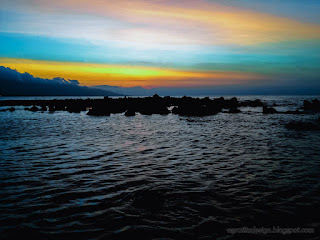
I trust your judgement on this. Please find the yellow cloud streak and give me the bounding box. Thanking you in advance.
[0,58,265,87]
[125,2,320,45]
[31,0,320,45]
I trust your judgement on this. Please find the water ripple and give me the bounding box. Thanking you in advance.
[1,96,320,239]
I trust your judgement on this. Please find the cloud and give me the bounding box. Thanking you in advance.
[0,58,267,88]
[1,0,320,46]
[0,66,118,96]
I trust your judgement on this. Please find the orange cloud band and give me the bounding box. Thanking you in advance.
[0,58,266,88]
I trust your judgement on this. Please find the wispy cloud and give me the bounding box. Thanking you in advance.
[1,0,320,46]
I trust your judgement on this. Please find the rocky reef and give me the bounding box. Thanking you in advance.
[1,96,320,120]
[2,96,320,132]
[0,95,262,116]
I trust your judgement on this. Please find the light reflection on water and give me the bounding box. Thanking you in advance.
[0,96,320,239]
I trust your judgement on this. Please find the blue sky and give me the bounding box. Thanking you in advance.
[0,0,320,88]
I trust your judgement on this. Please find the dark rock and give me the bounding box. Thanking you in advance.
[228,107,241,113]
[86,99,127,116]
[107,103,126,114]
[139,104,169,115]
[303,99,320,112]
[171,106,179,114]
[66,104,86,113]
[228,97,238,107]
[0,96,269,117]
[40,105,47,111]
[125,110,135,116]
[239,99,263,107]
[54,104,66,111]
[8,107,15,112]
[263,106,278,114]
[172,103,221,116]
[48,105,55,112]
[212,97,238,109]
[284,110,304,114]
[286,119,320,131]
[29,105,39,111]
[87,105,110,116]
[286,121,320,131]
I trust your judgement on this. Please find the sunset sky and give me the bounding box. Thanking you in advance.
[1,0,320,88]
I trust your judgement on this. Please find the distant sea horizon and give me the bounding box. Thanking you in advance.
[1,94,320,100]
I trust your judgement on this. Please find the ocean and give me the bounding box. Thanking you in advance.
[0,95,320,239]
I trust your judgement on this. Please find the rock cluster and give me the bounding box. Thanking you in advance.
[0,95,258,116]
[1,97,319,119]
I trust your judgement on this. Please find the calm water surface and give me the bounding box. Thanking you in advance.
[0,96,320,239]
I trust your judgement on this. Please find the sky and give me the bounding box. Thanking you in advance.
[0,0,320,88]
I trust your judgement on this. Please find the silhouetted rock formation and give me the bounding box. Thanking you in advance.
[29,105,39,112]
[53,102,66,111]
[125,110,135,116]
[40,105,47,111]
[239,99,263,107]
[87,104,111,116]
[228,107,241,113]
[303,99,320,113]
[48,105,55,112]
[263,106,278,114]
[172,103,221,116]
[284,110,304,114]
[2,97,319,119]
[134,95,170,115]
[139,103,170,115]
[66,103,86,113]
[0,96,261,116]
[170,96,227,116]
[286,121,320,131]
[224,97,238,109]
